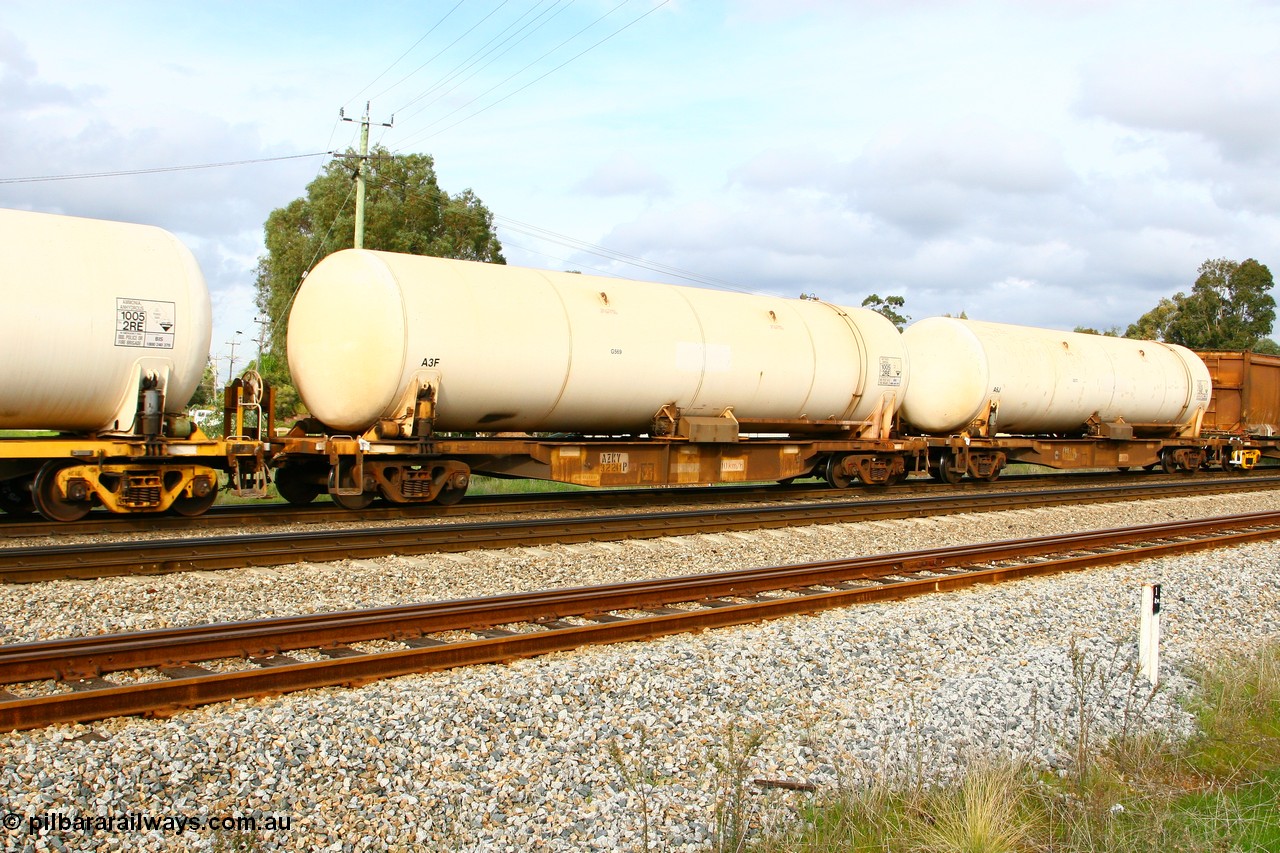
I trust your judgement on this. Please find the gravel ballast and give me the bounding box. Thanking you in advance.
[2,490,1279,851]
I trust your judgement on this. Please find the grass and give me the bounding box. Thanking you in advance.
[212,473,590,507]
[752,641,1280,853]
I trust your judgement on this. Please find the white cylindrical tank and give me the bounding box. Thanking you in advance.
[900,317,1212,435]
[0,208,212,432]
[287,250,910,434]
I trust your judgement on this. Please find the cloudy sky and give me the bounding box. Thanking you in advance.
[4,0,1279,370]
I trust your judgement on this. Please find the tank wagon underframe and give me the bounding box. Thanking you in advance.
[268,430,933,505]
[268,427,1272,509]
[918,435,1228,484]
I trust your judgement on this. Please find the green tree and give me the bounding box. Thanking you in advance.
[1126,258,1275,350]
[184,358,220,409]
[1125,296,1182,341]
[254,146,504,417]
[1073,326,1121,336]
[861,293,909,331]
[1173,258,1275,349]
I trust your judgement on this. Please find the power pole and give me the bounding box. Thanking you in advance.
[340,102,394,249]
[225,331,243,384]
[253,316,269,370]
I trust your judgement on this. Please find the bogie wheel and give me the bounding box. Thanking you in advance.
[32,462,91,522]
[171,488,218,517]
[0,476,36,516]
[274,466,322,506]
[976,467,1001,483]
[1160,451,1178,475]
[938,457,965,485]
[332,490,376,511]
[824,456,853,489]
[434,484,467,506]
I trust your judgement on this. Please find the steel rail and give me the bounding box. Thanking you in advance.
[1,477,1277,583]
[0,470,1261,539]
[2,509,1276,682]
[0,481,822,538]
[2,510,1279,731]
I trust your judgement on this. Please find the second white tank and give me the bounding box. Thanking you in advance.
[900,317,1212,435]
[287,250,910,435]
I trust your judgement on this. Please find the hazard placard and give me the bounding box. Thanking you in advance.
[115,297,176,349]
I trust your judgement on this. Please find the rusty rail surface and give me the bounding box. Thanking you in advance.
[1,470,1265,540]
[2,476,1278,583]
[2,510,1280,731]
[0,481,820,538]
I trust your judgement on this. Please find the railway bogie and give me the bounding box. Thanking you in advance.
[0,399,271,521]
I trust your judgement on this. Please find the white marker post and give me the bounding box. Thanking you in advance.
[1139,583,1161,686]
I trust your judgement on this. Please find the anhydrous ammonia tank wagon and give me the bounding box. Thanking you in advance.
[0,208,211,432]
[288,250,909,434]
[901,317,1212,435]
[280,249,913,505]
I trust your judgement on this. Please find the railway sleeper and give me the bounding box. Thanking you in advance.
[66,677,116,692]
[474,628,520,639]
[159,665,214,679]
[400,637,447,648]
[251,655,301,668]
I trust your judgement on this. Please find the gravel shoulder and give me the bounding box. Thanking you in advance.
[2,490,1279,851]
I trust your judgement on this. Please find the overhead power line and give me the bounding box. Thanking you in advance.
[495,214,753,294]
[345,0,468,108]
[390,0,571,121]
[396,0,670,148]
[0,152,328,185]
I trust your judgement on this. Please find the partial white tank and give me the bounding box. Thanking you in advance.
[0,208,211,432]
[901,317,1212,435]
[287,250,909,434]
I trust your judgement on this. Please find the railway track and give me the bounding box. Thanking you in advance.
[0,469,1265,539]
[2,510,1278,732]
[2,475,1277,583]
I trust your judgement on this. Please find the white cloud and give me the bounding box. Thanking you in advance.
[574,152,672,197]
[1078,45,1280,164]
[3,0,1278,360]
